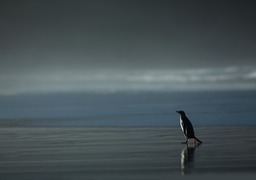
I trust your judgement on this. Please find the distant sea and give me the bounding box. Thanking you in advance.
[0,90,255,127]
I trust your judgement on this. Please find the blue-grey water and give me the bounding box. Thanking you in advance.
[0,127,256,180]
[0,90,256,126]
[0,90,256,179]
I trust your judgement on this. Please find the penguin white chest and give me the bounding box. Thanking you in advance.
[180,117,184,132]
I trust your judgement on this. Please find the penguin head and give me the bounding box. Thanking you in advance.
[176,110,186,116]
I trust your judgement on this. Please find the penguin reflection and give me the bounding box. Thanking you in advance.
[181,144,199,175]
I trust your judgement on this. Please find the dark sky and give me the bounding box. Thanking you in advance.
[1,0,256,93]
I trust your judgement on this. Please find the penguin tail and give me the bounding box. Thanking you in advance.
[194,137,203,144]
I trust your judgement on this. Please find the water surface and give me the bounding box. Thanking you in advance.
[0,127,255,179]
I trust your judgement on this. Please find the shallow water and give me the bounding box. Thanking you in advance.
[0,127,255,179]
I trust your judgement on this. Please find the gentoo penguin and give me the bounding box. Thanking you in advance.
[176,110,202,144]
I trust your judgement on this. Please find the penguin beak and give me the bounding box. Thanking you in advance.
[176,110,180,113]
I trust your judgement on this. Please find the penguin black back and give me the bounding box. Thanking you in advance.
[177,111,195,138]
[176,110,202,144]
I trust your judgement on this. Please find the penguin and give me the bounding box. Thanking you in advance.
[176,110,202,144]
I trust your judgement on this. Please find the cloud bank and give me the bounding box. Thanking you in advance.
[1,66,256,95]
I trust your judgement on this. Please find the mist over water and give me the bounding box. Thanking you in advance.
[1,67,256,95]
[0,0,256,129]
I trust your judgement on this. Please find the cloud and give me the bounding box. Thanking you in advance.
[0,67,256,95]
[247,71,256,79]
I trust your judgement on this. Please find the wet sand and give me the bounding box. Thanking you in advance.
[0,126,256,179]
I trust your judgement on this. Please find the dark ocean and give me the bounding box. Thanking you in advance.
[0,90,256,179]
[0,90,255,127]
